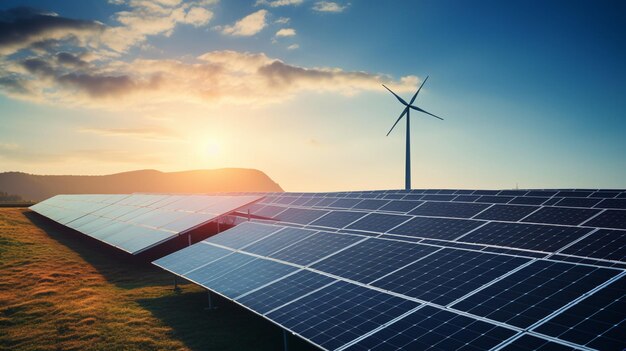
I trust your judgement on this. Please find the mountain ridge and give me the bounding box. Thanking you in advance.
[0,168,283,201]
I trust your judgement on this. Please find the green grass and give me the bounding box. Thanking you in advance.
[0,208,317,351]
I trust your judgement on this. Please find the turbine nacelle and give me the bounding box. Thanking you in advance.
[383,76,443,136]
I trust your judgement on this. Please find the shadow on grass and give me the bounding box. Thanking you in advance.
[23,210,171,289]
[137,291,318,351]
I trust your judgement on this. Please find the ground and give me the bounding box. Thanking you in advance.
[0,208,316,351]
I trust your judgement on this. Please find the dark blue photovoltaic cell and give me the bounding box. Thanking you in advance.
[379,200,423,213]
[452,195,480,202]
[521,206,601,225]
[269,231,362,266]
[203,259,298,298]
[311,239,438,283]
[241,227,317,256]
[458,222,591,252]
[309,211,366,229]
[254,205,287,218]
[535,276,626,351]
[236,270,336,314]
[542,197,562,206]
[509,196,549,205]
[554,197,601,208]
[372,248,529,305]
[352,199,389,210]
[420,194,456,201]
[595,198,626,209]
[327,198,363,209]
[409,201,490,218]
[452,260,619,328]
[346,213,411,233]
[500,335,578,351]
[185,252,256,285]
[204,222,281,249]
[153,242,231,274]
[527,191,558,197]
[583,209,626,229]
[556,191,594,198]
[473,190,500,195]
[344,306,516,351]
[591,191,620,198]
[499,190,528,196]
[474,204,539,222]
[475,195,514,204]
[388,216,484,240]
[266,281,419,350]
[314,197,340,207]
[560,229,626,261]
[274,207,329,225]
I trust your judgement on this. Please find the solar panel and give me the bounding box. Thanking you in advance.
[274,207,329,225]
[582,209,626,229]
[236,270,336,314]
[309,211,367,229]
[458,222,591,252]
[371,248,529,305]
[533,274,625,350]
[205,222,280,249]
[343,306,516,351]
[475,195,514,204]
[410,201,490,218]
[451,260,619,328]
[521,206,600,226]
[154,242,232,275]
[203,259,298,298]
[311,238,438,283]
[266,281,419,350]
[509,196,549,205]
[560,229,626,261]
[388,216,484,240]
[268,231,363,266]
[346,213,410,233]
[241,227,317,256]
[499,335,578,351]
[473,204,539,222]
[595,198,626,209]
[185,252,256,285]
[554,197,602,208]
[352,199,389,210]
[378,200,423,213]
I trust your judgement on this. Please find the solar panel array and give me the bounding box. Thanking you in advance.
[156,188,626,351]
[29,194,261,254]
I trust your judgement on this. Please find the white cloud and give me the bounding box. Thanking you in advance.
[275,28,296,37]
[287,44,299,50]
[274,17,290,24]
[0,50,419,109]
[312,1,348,13]
[255,0,303,7]
[222,10,268,36]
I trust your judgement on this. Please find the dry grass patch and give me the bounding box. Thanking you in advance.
[0,208,314,351]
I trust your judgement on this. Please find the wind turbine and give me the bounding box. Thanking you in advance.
[383,76,443,190]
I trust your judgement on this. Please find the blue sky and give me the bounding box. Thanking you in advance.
[0,0,624,190]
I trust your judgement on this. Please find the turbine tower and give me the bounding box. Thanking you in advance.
[383,76,443,190]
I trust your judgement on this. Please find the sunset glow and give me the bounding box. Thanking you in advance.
[0,1,624,190]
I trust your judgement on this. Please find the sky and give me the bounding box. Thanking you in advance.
[0,0,624,191]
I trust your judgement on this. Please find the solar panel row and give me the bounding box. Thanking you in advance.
[29,194,262,254]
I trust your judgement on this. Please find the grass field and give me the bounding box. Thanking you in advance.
[0,208,317,351]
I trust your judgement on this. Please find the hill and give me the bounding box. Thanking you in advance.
[0,169,283,201]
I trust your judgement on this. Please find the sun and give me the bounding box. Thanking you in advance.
[204,140,221,157]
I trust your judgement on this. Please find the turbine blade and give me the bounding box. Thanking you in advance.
[382,84,408,106]
[386,107,409,136]
[409,105,444,120]
[409,75,429,105]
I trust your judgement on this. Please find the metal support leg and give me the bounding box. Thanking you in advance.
[283,329,289,351]
[207,291,214,309]
[173,276,181,293]
[187,233,191,246]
